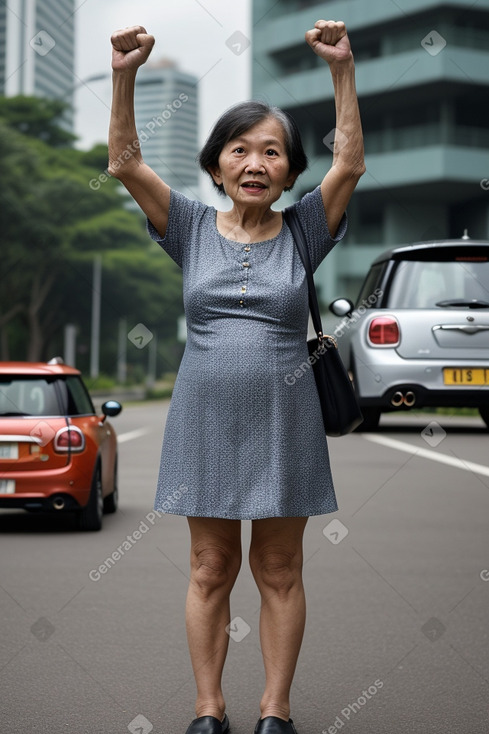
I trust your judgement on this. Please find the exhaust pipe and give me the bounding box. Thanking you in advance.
[52,496,65,510]
[390,390,417,408]
[391,391,404,407]
[404,391,416,407]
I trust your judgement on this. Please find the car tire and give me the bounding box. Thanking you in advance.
[78,462,103,531]
[103,457,118,514]
[479,407,489,429]
[354,407,381,432]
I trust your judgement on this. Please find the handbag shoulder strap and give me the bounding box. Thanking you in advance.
[283,205,324,340]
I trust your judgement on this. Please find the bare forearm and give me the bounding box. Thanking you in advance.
[329,59,365,175]
[108,70,142,177]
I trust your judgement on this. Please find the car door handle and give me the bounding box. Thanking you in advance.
[433,324,489,334]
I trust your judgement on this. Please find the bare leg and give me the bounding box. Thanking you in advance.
[249,516,308,721]
[186,517,242,720]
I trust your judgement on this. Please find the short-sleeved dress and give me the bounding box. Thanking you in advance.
[146,185,347,520]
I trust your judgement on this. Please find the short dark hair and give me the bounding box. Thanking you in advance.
[198,100,308,196]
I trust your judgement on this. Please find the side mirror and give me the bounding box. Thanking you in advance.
[101,400,122,418]
[329,298,355,317]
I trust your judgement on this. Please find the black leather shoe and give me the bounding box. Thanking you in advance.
[185,713,230,734]
[254,716,298,734]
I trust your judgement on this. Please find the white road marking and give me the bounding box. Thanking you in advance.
[117,427,151,444]
[363,434,489,478]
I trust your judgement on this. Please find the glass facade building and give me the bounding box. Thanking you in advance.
[252,0,489,299]
[134,61,199,200]
[0,0,75,130]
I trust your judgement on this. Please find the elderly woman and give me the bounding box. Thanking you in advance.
[109,19,364,734]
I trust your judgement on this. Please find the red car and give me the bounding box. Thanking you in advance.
[0,360,122,530]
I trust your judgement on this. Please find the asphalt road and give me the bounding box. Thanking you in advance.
[1,402,488,734]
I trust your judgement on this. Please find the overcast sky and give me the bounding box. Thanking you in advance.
[74,0,251,202]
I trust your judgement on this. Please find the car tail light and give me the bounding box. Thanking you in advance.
[54,426,85,453]
[368,316,400,346]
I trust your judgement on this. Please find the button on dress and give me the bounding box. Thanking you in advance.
[146,185,347,519]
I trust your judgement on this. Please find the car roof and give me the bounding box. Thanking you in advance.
[372,239,489,265]
[0,362,81,377]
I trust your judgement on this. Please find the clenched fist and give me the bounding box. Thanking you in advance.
[305,20,352,65]
[111,25,155,72]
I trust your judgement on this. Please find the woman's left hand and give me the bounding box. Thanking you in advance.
[305,20,352,65]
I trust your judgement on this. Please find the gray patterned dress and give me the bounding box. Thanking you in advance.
[146,185,347,519]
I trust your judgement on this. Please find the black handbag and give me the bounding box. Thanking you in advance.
[283,206,364,436]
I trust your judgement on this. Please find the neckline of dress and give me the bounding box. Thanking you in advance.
[212,208,286,247]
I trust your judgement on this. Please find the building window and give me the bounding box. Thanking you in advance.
[358,207,384,246]
[270,44,319,76]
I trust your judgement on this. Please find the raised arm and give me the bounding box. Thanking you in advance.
[305,20,365,238]
[109,25,170,238]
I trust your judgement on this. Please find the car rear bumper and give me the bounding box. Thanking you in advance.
[0,492,83,511]
[360,385,488,410]
[0,465,92,511]
[354,351,489,408]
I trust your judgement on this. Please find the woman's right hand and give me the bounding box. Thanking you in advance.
[111,25,155,72]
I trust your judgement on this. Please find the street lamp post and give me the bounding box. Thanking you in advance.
[90,254,102,380]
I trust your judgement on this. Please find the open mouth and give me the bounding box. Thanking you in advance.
[241,181,267,191]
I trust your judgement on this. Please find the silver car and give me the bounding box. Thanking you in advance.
[329,236,489,430]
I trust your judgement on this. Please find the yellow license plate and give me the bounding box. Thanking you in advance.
[443,368,489,385]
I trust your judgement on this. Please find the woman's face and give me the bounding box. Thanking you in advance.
[210,116,297,207]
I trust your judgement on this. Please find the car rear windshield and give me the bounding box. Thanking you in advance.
[0,376,95,417]
[355,263,385,308]
[387,257,489,308]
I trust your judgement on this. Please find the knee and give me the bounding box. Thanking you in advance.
[249,546,302,596]
[191,543,241,597]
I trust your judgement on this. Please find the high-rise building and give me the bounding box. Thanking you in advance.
[0,0,75,130]
[252,0,489,299]
[134,59,199,200]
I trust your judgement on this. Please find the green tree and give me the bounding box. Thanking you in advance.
[0,96,76,147]
[0,97,183,375]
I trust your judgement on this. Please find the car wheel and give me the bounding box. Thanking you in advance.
[479,407,489,429]
[103,457,118,514]
[78,462,103,531]
[355,407,381,432]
